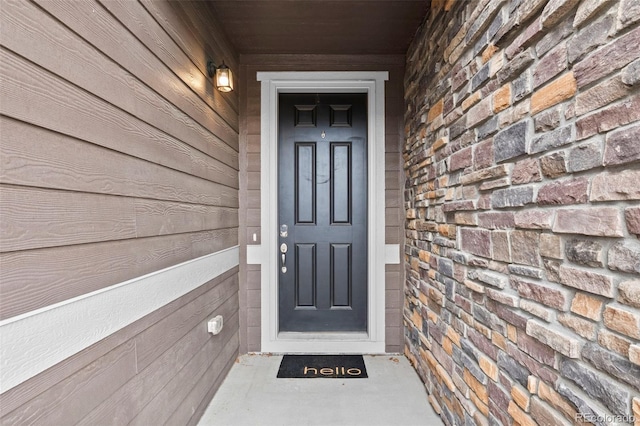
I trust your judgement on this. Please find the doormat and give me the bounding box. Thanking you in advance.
[277,355,368,378]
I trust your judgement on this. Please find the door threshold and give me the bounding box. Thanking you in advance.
[265,332,386,353]
[277,332,369,341]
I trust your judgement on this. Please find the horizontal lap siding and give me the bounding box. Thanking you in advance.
[0,0,239,423]
[238,57,406,353]
[1,269,239,425]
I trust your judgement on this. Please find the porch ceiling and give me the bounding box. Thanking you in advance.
[207,1,428,55]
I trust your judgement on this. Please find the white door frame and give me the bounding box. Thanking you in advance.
[249,71,397,353]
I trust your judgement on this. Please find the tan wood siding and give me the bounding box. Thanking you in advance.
[1,119,237,208]
[238,55,406,353]
[1,185,138,253]
[2,342,139,426]
[80,286,239,424]
[1,1,239,168]
[0,266,236,416]
[33,0,239,147]
[1,270,239,425]
[1,0,239,423]
[384,74,405,353]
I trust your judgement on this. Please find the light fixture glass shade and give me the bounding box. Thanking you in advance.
[215,63,234,92]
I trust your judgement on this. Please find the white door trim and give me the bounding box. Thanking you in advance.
[254,71,391,353]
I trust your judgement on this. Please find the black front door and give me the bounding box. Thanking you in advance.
[278,93,368,332]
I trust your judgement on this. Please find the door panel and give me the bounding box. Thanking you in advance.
[295,243,316,307]
[331,143,351,224]
[295,143,316,224]
[278,93,367,332]
[330,243,352,307]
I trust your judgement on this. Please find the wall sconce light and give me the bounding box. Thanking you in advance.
[207,60,234,93]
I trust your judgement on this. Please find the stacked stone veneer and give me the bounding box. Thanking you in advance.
[403,0,640,425]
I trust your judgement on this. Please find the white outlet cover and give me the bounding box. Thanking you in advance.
[207,315,223,335]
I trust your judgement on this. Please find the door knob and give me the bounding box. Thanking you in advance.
[280,243,287,273]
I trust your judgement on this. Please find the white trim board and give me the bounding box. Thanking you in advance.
[256,71,389,354]
[0,246,239,393]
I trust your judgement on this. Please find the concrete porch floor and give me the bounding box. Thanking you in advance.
[198,354,442,426]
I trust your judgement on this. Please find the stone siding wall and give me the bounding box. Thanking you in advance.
[403,0,640,425]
